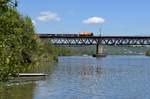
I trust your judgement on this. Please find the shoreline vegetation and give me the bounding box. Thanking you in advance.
[0,0,71,82]
[145,50,150,56]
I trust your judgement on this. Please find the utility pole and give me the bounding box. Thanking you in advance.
[99,28,102,37]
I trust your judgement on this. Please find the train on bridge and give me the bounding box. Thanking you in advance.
[38,33,150,57]
[38,32,93,37]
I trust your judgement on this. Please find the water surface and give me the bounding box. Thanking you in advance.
[1,55,150,99]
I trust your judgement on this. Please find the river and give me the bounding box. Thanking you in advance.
[1,55,150,99]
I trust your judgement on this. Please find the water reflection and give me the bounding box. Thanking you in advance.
[1,55,150,99]
[0,83,35,99]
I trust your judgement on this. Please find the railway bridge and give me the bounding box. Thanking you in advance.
[38,34,150,57]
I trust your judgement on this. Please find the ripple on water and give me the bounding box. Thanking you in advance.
[2,55,150,99]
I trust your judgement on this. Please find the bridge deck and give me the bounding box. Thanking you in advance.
[38,34,150,45]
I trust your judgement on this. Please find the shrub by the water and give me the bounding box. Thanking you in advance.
[145,50,150,56]
[0,0,73,82]
[0,0,38,81]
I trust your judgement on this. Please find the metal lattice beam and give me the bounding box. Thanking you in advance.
[38,34,150,46]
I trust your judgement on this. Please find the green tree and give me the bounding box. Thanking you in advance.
[0,0,37,81]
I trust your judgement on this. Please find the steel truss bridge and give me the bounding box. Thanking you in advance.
[38,34,150,46]
[38,34,150,56]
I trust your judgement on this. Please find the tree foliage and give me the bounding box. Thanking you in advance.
[0,0,37,81]
[0,0,74,81]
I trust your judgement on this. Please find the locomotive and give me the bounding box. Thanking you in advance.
[79,32,93,36]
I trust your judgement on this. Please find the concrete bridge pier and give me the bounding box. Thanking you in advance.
[93,44,106,57]
[96,44,103,54]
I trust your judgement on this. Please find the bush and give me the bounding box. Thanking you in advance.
[145,50,150,56]
[0,1,37,81]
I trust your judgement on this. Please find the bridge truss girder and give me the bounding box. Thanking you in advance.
[40,37,150,46]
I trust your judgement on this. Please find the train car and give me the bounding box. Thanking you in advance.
[79,32,93,36]
[54,34,78,37]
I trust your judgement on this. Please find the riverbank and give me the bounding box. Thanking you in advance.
[58,46,149,55]
[0,61,56,94]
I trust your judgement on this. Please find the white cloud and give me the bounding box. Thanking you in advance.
[32,20,36,25]
[37,11,61,22]
[82,17,105,24]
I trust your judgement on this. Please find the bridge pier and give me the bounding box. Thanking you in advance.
[96,44,103,54]
[93,44,106,57]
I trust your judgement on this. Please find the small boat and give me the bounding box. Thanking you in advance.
[83,54,88,56]
[17,73,48,77]
[92,54,106,57]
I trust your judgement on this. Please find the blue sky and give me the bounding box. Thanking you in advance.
[17,0,150,35]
